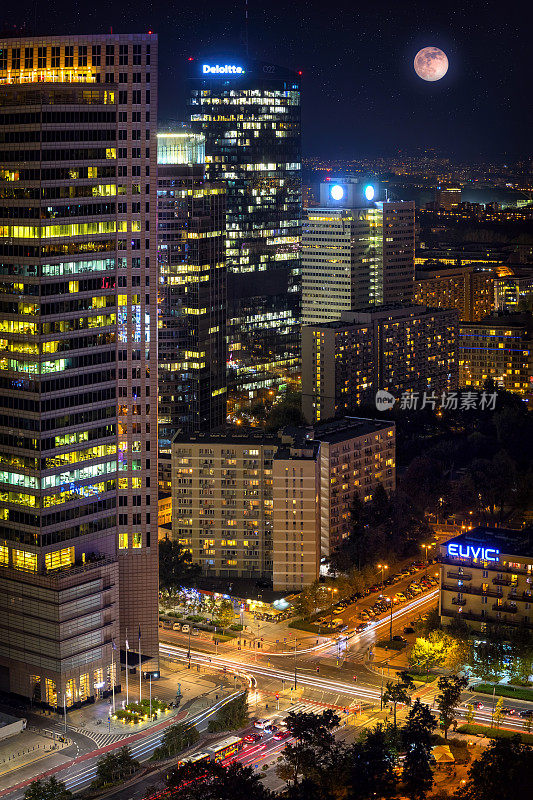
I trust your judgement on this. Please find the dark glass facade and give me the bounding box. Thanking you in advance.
[157,132,226,451]
[189,60,301,409]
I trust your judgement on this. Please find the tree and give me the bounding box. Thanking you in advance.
[24,777,72,800]
[465,704,475,724]
[166,759,273,799]
[153,722,199,760]
[93,746,139,787]
[351,723,398,800]
[454,736,533,800]
[208,692,248,733]
[435,674,468,739]
[265,391,305,432]
[401,699,436,800]
[409,632,448,677]
[469,635,506,683]
[276,710,340,790]
[492,697,504,729]
[382,671,415,727]
[216,599,236,630]
[159,538,201,593]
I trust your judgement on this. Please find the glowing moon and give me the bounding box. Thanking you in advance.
[414,47,449,81]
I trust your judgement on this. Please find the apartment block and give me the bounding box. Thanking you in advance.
[311,418,396,557]
[459,313,533,399]
[439,527,533,635]
[414,263,494,321]
[302,305,458,424]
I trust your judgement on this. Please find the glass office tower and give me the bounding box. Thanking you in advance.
[0,34,159,707]
[189,59,301,410]
[157,131,226,450]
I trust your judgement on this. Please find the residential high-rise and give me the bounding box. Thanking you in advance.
[302,305,458,423]
[459,313,533,400]
[157,131,226,451]
[0,34,159,707]
[494,270,533,311]
[171,417,396,583]
[189,59,301,409]
[301,179,415,324]
[414,262,494,321]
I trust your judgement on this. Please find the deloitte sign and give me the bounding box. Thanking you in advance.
[202,64,245,75]
[447,543,500,562]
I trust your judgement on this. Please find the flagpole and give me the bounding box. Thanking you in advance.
[125,629,129,706]
[138,625,142,704]
[111,642,115,713]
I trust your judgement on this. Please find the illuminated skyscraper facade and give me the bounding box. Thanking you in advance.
[302,180,415,324]
[189,59,301,408]
[0,34,159,707]
[157,131,226,452]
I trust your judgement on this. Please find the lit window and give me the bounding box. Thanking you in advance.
[45,547,74,571]
[118,533,128,549]
[13,549,37,571]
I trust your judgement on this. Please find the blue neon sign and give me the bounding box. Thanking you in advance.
[202,64,245,75]
[447,543,500,562]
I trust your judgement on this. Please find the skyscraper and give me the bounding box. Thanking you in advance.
[301,179,415,324]
[157,131,226,451]
[189,59,301,409]
[0,34,158,707]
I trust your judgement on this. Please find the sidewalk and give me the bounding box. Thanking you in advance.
[0,731,70,780]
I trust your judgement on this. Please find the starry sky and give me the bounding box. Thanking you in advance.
[2,0,532,160]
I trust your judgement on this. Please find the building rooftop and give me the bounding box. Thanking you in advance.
[172,429,280,446]
[308,416,394,444]
[443,526,533,558]
[460,312,533,329]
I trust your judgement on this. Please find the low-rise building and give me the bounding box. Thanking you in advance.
[439,527,533,635]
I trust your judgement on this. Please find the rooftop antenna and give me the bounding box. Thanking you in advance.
[244,0,249,57]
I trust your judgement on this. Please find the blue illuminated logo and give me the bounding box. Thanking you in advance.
[202,64,245,75]
[330,184,345,201]
[447,543,500,562]
[364,184,375,201]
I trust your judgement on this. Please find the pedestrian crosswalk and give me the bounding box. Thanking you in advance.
[284,702,327,716]
[70,727,130,749]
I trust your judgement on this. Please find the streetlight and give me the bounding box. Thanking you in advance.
[377,563,388,591]
[326,587,338,626]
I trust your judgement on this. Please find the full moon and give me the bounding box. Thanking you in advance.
[414,46,449,81]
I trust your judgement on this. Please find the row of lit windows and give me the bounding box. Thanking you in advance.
[0,220,141,239]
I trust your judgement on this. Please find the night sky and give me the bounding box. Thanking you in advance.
[2,0,532,161]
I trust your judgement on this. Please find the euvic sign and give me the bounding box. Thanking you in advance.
[447,543,500,562]
[202,64,245,75]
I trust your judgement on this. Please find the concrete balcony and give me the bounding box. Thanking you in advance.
[447,571,472,580]
[492,603,518,613]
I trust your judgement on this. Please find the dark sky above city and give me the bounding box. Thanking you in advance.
[2,0,532,161]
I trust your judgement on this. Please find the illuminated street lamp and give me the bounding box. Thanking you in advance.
[377,563,388,591]
[326,587,338,626]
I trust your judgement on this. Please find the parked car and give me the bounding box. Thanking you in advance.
[181,624,190,633]
[409,586,421,595]
[395,593,407,602]
[172,622,181,631]
[403,626,415,634]
[392,635,406,643]
[191,627,200,636]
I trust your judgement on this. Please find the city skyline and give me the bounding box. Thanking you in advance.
[0,0,531,160]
